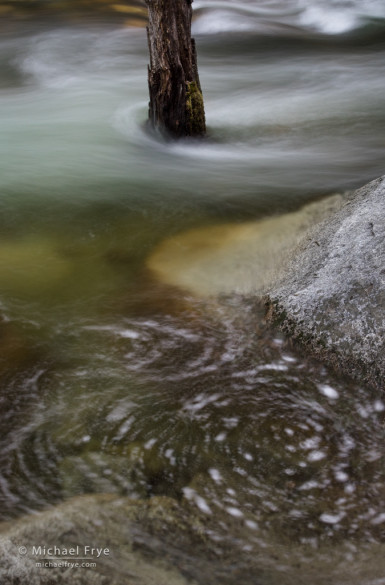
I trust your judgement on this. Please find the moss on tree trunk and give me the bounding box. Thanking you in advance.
[145,0,206,138]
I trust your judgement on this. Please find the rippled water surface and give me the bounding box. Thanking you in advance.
[1,1,385,582]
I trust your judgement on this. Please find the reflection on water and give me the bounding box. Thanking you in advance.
[0,1,385,582]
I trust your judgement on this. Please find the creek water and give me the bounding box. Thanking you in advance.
[1,1,385,583]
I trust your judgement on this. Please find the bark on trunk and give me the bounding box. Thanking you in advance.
[145,0,206,138]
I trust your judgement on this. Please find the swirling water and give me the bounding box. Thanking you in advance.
[0,1,385,582]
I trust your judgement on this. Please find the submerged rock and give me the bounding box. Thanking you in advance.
[0,494,249,585]
[147,195,343,296]
[266,176,385,389]
[4,490,385,585]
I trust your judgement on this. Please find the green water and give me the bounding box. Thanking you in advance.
[1,7,385,583]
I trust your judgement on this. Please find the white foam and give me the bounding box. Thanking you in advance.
[193,10,256,34]
[183,488,212,514]
[335,470,349,482]
[209,468,223,482]
[371,513,385,525]
[301,436,321,450]
[226,506,244,518]
[318,384,339,400]
[308,450,326,462]
[319,512,346,524]
[374,400,385,412]
[193,0,385,37]
[300,6,358,34]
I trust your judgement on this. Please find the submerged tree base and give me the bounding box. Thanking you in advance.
[145,0,206,138]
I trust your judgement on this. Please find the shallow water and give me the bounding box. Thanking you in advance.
[0,1,385,582]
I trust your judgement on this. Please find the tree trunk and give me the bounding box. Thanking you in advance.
[145,0,206,138]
